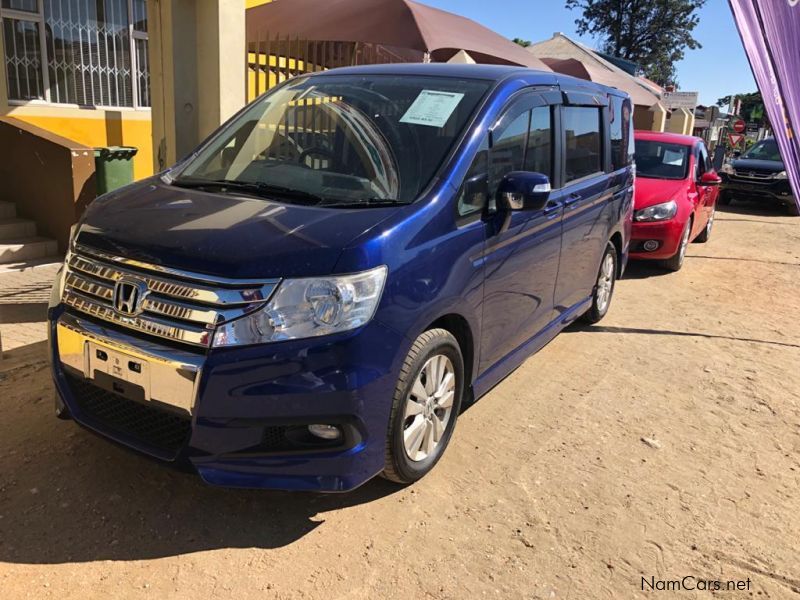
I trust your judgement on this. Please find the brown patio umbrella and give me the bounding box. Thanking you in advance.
[540,57,659,107]
[246,0,552,70]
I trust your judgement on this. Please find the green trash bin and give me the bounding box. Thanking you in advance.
[94,146,138,195]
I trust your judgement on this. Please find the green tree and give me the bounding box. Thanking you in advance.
[513,38,532,47]
[565,0,706,86]
[717,91,768,126]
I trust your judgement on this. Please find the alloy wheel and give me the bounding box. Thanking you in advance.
[596,252,615,314]
[403,354,456,462]
[678,222,691,264]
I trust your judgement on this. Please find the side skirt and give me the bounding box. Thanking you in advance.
[471,297,592,401]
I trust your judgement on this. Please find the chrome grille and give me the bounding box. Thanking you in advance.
[62,244,280,348]
[732,169,775,180]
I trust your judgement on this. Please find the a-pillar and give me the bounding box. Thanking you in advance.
[147,0,245,172]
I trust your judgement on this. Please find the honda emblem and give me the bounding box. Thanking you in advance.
[113,278,148,317]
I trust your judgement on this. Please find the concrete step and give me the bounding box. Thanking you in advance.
[0,218,37,240]
[0,201,17,219]
[0,237,59,264]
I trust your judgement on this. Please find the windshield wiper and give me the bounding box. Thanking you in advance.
[322,198,409,209]
[171,178,326,204]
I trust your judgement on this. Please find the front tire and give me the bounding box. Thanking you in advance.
[718,192,732,206]
[582,242,617,324]
[694,207,714,243]
[54,392,71,420]
[662,219,691,272]
[382,329,464,484]
[787,202,800,217]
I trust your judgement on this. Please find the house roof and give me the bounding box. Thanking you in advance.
[527,33,661,107]
[246,0,552,70]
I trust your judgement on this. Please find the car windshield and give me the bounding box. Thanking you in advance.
[634,139,690,180]
[742,139,782,162]
[172,74,491,206]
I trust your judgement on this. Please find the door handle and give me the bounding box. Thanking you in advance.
[543,200,562,215]
[564,193,582,207]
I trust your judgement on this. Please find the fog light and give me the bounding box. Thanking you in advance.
[308,424,342,441]
[643,240,660,252]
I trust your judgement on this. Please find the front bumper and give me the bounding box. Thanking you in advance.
[49,306,408,492]
[629,218,686,260]
[721,175,795,206]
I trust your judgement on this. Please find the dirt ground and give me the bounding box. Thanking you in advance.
[1,201,799,599]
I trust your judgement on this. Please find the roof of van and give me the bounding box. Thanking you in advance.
[312,63,628,98]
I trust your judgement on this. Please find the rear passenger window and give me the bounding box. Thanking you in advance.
[564,106,602,182]
[609,96,633,171]
[525,106,552,177]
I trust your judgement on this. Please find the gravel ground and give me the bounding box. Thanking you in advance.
[1,202,799,599]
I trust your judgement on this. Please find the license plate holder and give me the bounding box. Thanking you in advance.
[87,342,152,401]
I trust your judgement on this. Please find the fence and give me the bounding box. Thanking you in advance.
[245,33,424,101]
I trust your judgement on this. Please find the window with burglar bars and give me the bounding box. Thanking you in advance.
[1,0,149,107]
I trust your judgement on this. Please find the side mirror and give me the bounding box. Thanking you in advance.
[732,150,742,158]
[699,171,722,186]
[462,172,489,208]
[496,171,551,212]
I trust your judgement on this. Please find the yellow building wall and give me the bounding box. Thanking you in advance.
[0,0,276,182]
[0,106,154,181]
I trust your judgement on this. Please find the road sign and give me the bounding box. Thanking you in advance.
[662,91,700,112]
[728,133,745,147]
[733,119,746,133]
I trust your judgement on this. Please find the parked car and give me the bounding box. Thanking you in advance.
[630,131,720,271]
[719,137,799,215]
[48,64,634,492]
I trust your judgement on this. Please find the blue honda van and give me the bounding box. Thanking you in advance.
[48,64,633,491]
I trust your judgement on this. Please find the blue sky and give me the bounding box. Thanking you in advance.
[423,0,756,106]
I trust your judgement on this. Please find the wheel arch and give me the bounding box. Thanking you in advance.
[609,231,624,277]
[426,313,476,401]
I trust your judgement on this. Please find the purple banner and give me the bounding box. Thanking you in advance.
[729,0,800,212]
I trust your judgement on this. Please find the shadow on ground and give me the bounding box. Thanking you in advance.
[564,322,800,350]
[0,342,403,565]
[620,260,668,280]
[0,302,48,324]
[716,200,797,220]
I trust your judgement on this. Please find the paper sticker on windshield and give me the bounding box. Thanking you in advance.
[400,90,465,128]
[662,149,684,166]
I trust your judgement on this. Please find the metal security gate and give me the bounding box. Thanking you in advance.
[245,32,423,101]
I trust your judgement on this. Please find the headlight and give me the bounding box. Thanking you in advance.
[212,266,388,347]
[634,200,678,222]
[720,163,734,175]
[774,171,787,179]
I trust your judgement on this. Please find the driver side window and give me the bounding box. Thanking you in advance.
[457,108,535,217]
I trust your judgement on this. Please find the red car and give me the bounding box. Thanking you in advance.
[631,131,721,271]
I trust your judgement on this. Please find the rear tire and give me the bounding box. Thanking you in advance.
[662,219,691,272]
[581,242,617,324]
[382,329,464,484]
